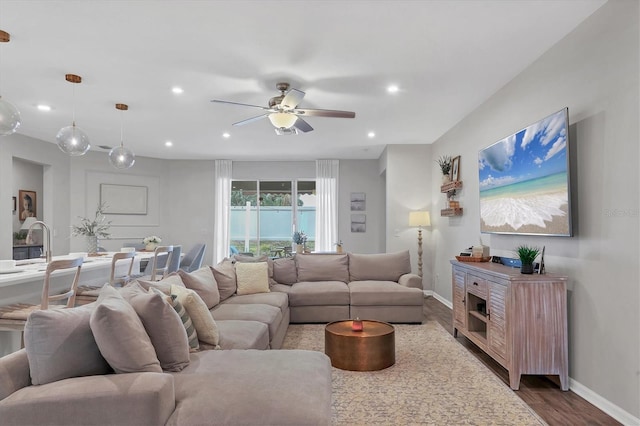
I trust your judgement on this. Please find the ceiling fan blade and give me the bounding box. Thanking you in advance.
[293,117,314,133]
[280,88,305,109]
[211,99,271,111]
[232,114,270,126]
[293,108,356,118]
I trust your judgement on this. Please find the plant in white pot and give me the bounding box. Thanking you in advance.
[436,155,452,184]
[292,231,307,253]
[71,203,111,254]
[515,245,541,274]
[143,235,162,251]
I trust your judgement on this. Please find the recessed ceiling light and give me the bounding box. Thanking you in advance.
[165,141,173,147]
[171,87,183,94]
[37,104,51,111]
[222,132,230,138]
[387,85,399,94]
[367,131,376,138]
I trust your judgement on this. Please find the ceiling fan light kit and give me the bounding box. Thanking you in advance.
[211,82,355,135]
[0,29,22,136]
[56,74,91,156]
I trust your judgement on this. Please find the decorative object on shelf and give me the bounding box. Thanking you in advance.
[71,203,111,254]
[13,230,27,245]
[18,189,36,221]
[351,318,363,332]
[409,210,431,277]
[436,155,452,184]
[56,74,91,156]
[293,230,307,253]
[20,217,38,245]
[450,155,461,181]
[455,255,491,262]
[514,244,541,274]
[0,30,21,136]
[109,103,136,169]
[335,240,343,254]
[143,235,162,251]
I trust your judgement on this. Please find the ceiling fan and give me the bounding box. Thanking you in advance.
[211,82,356,135]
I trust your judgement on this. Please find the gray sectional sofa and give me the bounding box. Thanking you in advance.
[0,250,423,425]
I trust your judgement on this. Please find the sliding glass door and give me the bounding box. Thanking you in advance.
[230,180,315,256]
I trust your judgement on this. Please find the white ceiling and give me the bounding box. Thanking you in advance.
[0,0,605,161]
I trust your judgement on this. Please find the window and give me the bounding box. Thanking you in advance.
[230,180,315,256]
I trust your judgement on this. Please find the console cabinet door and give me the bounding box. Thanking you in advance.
[452,269,466,334]
[487,281,507,363]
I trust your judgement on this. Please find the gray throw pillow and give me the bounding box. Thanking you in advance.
[273,257,298,285]
[178,267,220,309]
[89,285,162,374]
[120,282,190,372]
[24,303,111,385]
[211,258,237,301]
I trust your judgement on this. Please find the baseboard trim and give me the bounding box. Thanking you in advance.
[569,378,640,426]
[430,290,640,425]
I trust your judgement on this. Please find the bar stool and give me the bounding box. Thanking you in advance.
[0,257,84,343]
[75,251,136,305]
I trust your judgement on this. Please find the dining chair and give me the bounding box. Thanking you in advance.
[75,251,136,305]
[180,243,206,272]
[145,245,174,281]
[0,258,84,343]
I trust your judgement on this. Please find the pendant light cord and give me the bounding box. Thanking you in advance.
[71,82,76,127]
[120,109,125,148]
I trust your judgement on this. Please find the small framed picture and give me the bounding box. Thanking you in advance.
[18,190,37,221]
[12,196,16,213]
[351,214,366,233]
[350,192,366,211]
[450,156,461,181]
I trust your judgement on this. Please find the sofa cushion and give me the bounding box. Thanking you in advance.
[233,254,274,284]
[210,259,236,301]
[120,283,190,372]
[24,303,111,386]
[135,273,185,294]
[90,285,162,374]
[287,281,350,307]
[272,257,297,285]
[159,290,199,352]
[349,280,424,306]
[178,267,220,309]
[210,303,282,344]
[235,262,270,296]
[222,292,289,315]
[296,254,349,283]
[348,251,411,282]
[171,285,220,348]
[215,320,270,350]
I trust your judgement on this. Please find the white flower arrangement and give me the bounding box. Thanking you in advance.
[143,235,162,245]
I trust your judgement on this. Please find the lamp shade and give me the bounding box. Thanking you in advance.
[20,216,38,230]
[268,112,297,129]
[409,211,431,227]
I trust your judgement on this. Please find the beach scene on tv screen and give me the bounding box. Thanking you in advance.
[478,109,570,236]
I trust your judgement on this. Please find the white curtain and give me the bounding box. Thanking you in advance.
[213,159,232,264]
[315,160,339,252]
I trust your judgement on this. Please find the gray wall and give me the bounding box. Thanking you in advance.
[429,1,639,419]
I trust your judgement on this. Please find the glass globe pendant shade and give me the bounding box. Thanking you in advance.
[268,112,297,129]
[0,97,21,135]
[108,145,135,169]
[56,123,91,156]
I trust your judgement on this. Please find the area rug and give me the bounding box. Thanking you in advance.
[282,321,546,425]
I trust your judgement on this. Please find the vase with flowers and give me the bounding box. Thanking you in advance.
[143,235,162,251]
[436,155,452,184]
[292,231,307,254]
[71,203,111,254]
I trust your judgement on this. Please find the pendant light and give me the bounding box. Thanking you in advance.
[0,30,21,136]
[56,74,90,156]
[108,103,135,169]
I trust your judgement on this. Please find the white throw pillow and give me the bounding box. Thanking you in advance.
[235,262,270,296]
[171,284,220,348]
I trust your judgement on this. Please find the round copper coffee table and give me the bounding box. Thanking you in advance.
[324,320,395,371]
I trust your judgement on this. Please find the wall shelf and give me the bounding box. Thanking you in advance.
[440,180,463,193]
[441,207,463,217]
[441,180,463,216]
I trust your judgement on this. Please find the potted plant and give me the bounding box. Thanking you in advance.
[13,230,28,245]
[143,235,162,251]
[292,231,307,253]
[71,203,111,254]
[515,245,540,274]
[436,155,452,183]
[334,240,343,254]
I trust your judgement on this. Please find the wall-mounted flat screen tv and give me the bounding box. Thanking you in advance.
[478,108,572,236]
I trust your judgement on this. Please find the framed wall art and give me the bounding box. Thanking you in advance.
[350,192,366,211]
[18,190,36,221]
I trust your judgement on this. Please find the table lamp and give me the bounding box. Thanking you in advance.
[20,217,38,245]
[409,211,431,277]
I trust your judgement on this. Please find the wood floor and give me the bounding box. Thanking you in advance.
[423,296,620,426]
